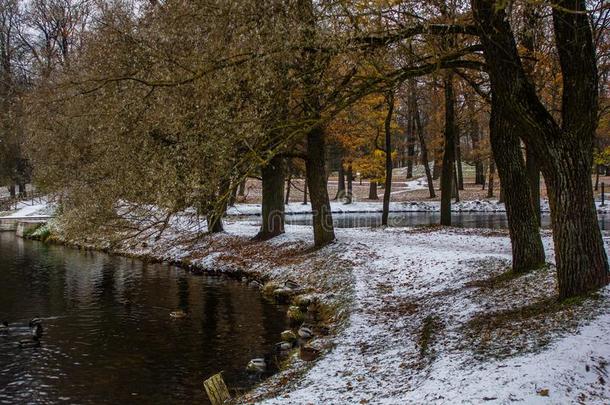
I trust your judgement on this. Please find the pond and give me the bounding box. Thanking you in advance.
[283,211,610,230]
[0,233,287,404]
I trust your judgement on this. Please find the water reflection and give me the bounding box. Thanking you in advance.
[0,233,287,404]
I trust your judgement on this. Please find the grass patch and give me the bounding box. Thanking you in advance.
[464,292,603,359]
[466,264,551,289]
[418,315,442,358]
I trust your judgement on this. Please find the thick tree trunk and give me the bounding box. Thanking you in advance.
[238,180,246,197]
[334,161,346,200]
[207,212,224,233]
[526,147,541,226]
[490,100,545,273]
[255,156,285,240]
[18,183,26,198]
[487,160,495,198]
[368,181,378,200]
[472,0,609,297]
[546,152,609,298]
[382,93,395,226]
[440,73,456,226]
[8,185,15,198]
[306,126,335,246]
[345,163,353,204]
[302,177,308,205]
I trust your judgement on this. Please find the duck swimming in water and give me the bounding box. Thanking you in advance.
[29,319,43,339]
[0,321,8,334]
[19,319,43,348]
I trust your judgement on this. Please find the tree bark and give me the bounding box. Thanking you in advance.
[299,0,335,247]
[456,134,464,190]
[472,0,609,297]
[238,180,246,197]
[368,181,378,200]
[472,129,485,185]
[306,126,335,246]
[440,73,456,226]
[345,162,353,204]
[334,161,346,200]
[526,147,541,226]
[255,156,285,240]
[411,79,436,198]
[285,164,292,204]
[487,159,495,198]
[490,99,546,272]
[382,92,395,226]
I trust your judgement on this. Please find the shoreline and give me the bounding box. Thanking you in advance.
[11,198,610,403]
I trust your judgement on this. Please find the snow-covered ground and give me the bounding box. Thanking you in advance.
[21,199,610,404]
[0,198,53,218]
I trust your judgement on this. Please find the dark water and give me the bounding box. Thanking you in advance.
[0,233,287,404]
[283,212,610,230]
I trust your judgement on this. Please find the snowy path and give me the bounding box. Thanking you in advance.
[256,228,610,404]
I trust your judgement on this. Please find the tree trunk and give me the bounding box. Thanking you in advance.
[472,130,485,185]
[345,163,353,204]
[490,99,545,272]
[18,183,26,198]
[255,156,285,240]
[302,177,308,205]
[453,163,460,202]
[8,185,15,198]
[368,181,378,200]
[238,180,246,197]
[526,146,541,226]
[207,212,224,233]
[228,183,238,207]
[411,79,436,198]
[472,0,609,297]
[382,92,395,226]
[305,126,335,246]
[406,113,416,178]
[334,161,346,200]
[440,73,456,226]
[595,164,600,192]
[432,155,442,180]
[456,135,464,190]
[285,168,292,204]
[487,159,495,198]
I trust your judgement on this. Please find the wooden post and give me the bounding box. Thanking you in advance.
[203,372,231,405]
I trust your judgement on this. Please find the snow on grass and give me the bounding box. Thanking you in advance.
[246,228,610,404]
[29,198,610,404]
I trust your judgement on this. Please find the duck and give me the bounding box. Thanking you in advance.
[275,341,293,353]
[0,321,8,334]
[29,319,43,339]
[170,310,187,319]
[298,325,314,339]
[246,358,266,373]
